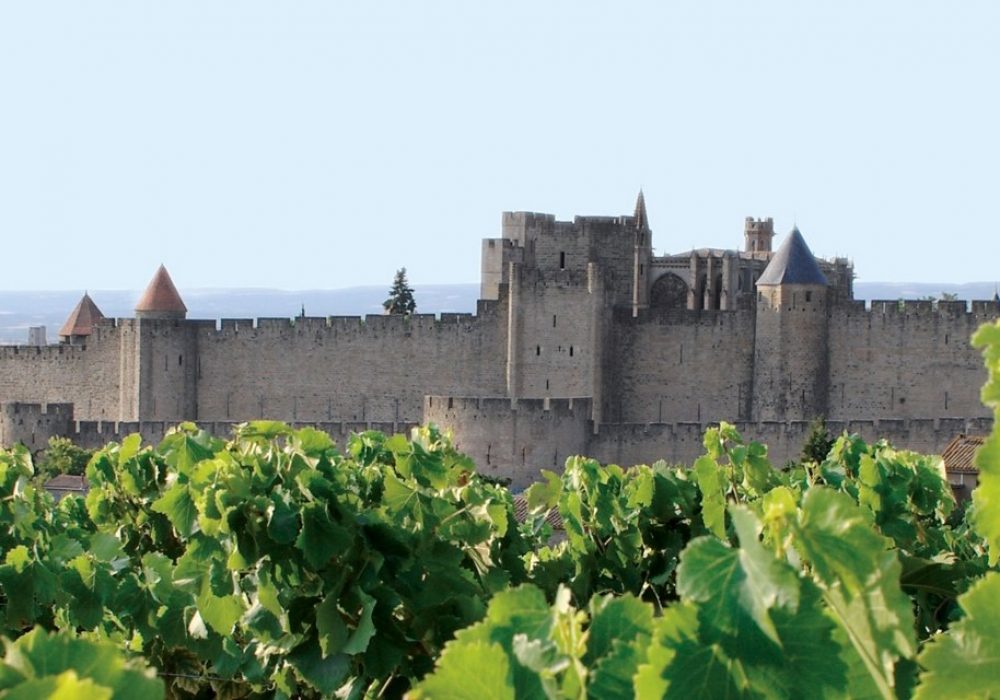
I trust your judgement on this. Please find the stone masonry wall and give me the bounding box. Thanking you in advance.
[827,300,999,421]
[509,268,597,399]
[0,323,121,420]
[424,396,592,489]
[194,308,507,424]
[608,308,757,423]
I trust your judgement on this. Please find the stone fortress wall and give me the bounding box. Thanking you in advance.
[0,194,997,488]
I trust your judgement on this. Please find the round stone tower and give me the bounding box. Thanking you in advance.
[751,227,830,421]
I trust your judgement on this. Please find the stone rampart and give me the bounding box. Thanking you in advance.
[609,308,757,423]
[194,307,507,424]
[828,300,1000,422]
[424,395,593,489]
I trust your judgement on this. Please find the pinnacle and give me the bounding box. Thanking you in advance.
[633,189,649,231]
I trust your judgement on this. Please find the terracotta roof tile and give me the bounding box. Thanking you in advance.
[941,434,985,474]
[135,265,187,314]
[58,293,105,338]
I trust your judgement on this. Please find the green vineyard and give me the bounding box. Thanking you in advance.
[1,320,999,699]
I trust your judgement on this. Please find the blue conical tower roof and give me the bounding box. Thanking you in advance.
[757,227,828,286]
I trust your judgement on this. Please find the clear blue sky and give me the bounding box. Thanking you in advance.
[1,2,997,291]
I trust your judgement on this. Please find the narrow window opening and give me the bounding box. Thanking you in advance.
[945,391,949,410]
[545,379,550,390]
[536,345,541,356]
[178,354,183,366]
[639,264,644,276]
[559,251,566,269]
[552,315,557,327]
[569,346,574,357]
[805,291,812,302]
[447,397,453,409]
[945,334,949,345]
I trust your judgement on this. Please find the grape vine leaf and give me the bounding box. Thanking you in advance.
[914,571,1000,699]
[151,483,198,538]
[677,508,798,646]
[693,456,726,539]
[971,321,1000,565]
[409,641,515,700]
[793,488,915,699]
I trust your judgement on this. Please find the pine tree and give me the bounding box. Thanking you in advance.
[383,267,417,315]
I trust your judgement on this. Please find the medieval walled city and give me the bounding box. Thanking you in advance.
[2,193,996,487]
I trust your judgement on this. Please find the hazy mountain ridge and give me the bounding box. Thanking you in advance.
[1,281,997,344]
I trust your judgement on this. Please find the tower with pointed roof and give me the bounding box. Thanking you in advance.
[135,265,187,321]
[125,265,198,422]
[751,227,831,421]
[59,292,106,345]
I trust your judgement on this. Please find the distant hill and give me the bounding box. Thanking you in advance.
[1,281,996,344]
[0,285,481,344]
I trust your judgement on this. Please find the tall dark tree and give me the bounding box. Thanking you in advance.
[801,417,834,464]
[383,267,416,315]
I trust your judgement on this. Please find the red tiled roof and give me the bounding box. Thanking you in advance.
[58,293,105,338]
[135,265,187,314]
[941,434,985,474]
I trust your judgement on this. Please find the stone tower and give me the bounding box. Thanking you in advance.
[129,266,198,421]
[751,227,830,421]
[744,217,775,255]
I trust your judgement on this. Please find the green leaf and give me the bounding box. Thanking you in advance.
[793,488,915,699]
[915,571,1000,699]
[693,455,726,539]
[677,508,798,646]
[295,502,352,568]
[525,470,561,511]
[151,482,198,537]
[0,627,163,700]
[972,321,1000,564]
[197,583,244,636]
[316,594,348,658]
[3,673,113,700]
[410,641,515,700]
[5,545,30,573]
[118,433,142,465]
[266,490,300,544]
[586,594,653,664]
[287,639,350,696]
[342,592,377,655]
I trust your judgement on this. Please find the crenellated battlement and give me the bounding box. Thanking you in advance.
[842,299,1000,320]
[204,309,497,340]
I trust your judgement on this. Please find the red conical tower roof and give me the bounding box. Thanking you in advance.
[58,293,105,339]
[135,265,187,317]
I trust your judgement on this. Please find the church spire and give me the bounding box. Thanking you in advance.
[633,189,649,231]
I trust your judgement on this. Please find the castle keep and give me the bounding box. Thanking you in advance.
[2,193,997,486]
